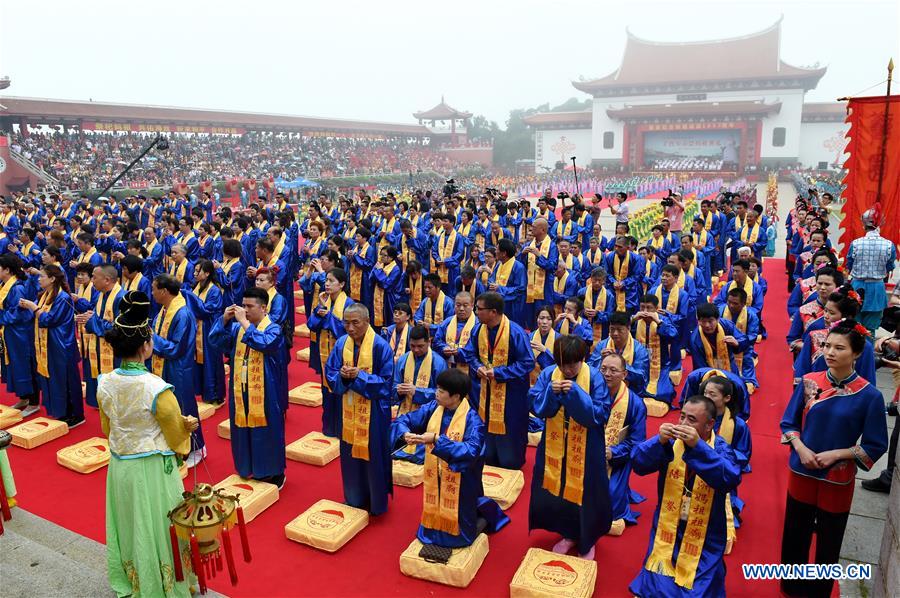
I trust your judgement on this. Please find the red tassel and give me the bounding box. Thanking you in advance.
[216,550,223,572]
[221,527,239,585]
[189,533,207,595]
[0,474,11,522]
[236,507,252,562]
[169,525,184,582]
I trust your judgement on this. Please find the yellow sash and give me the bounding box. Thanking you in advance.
[34,291,54,377]
[717,409,738,548]
[553,272,569,303]
[194,283,213,364]
[341,326,376,460]
[77,247,97,264]
[693,229,708,248]
[349,241,370,301]
[584,284,608,343]
[76,283,94,361]
[478,316,510,434]
[543,364,590,505]
[318,292,349,387]
[124,272,143,292]
[400,348,433,414]
[151,292,186,377]
[655,284,680,315]
[558,316,583,336]
[169,259,188,283]
[400,232,417,269]
[372,260,397,327]
[94,284,122,377]
[526,237,551,303]
[304,238,324,276]
[408,275,423,314]
[644,434,716,590]
[390,324,409,362]
[635,318,662,395]
[721,307,749,372]
[605,383,630,477]
[702,210,714,231]
[379,218,396,248]
[0,277,18,366]
[494,257,515,286]
[728,278,754,307]
[437,229,458,284]
[233,315,271,427]
[739,223,760,245]
[700,323,730,371]
[446,313,476,376]
[530,328,556,385]
[556,220,573,239]
[421,399,470,535]
[423,291,447,326]
[613,252,630,311]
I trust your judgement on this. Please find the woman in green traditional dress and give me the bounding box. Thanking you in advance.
[98,291,199,598]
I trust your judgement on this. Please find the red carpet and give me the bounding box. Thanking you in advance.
[2,261,796,597]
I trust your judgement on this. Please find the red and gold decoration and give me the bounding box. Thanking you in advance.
[168,483,252,595]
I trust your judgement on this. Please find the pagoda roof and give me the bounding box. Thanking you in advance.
[573,19,826,95]
[607,100,782,120]
[522,110,592,127]
[413,97,472,120]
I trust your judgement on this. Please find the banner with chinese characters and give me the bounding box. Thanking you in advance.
[82,122,245,134]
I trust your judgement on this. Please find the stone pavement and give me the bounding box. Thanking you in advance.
[0,508,227,598]
[839,359,898,597]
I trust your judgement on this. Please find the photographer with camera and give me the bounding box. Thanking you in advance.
[662,190,685,236]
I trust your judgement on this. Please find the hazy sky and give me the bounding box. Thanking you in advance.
[1,0,897,127]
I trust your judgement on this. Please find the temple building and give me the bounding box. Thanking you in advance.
[524,19,848,174]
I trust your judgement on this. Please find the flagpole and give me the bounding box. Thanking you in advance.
[875,58,894,205]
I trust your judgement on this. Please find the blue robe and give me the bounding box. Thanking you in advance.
[687,318,747,379]
[0,281,36,397]
[349,242,377,310]
[604,250,644,313]
[719,305,761,391]
[488,258,527,329]
[431,231,465,294]
[184,285,226,405]
[607,387,647,525]
[632,314,678,404]
[413,293,455,337]
[392,401,511,547]
[553,316,594,346]
[577,285,614,343]
[84,287,125,408]
[678,367,751,421]
[648,284,691,370]
[370,263,403,330]
[35,291,83,419]
[460,318,535,469]
[528,365,612,555]
[391,350,448,464]
[628,435,742,598]
[324,332,395,515]
[209,318,286,479]
[307,295,355,436]
[518,238,559,328]
[152,300,203,450]
[587,336,650,397]
[793,318,877,384]
[550,273,580,313]
[781,371,887,483]
[713,280,764,314]
[217,261,246,308]
[432,315,478,371]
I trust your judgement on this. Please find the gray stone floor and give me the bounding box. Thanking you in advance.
[0,508,226,598]
[839,366,897,598]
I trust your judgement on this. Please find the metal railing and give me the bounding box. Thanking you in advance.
[8,149,61,188]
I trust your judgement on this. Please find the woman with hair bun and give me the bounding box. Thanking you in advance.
[98,291,199,598]
[18,265,83,425]
[779,319,888,597]
[793,284,876,384]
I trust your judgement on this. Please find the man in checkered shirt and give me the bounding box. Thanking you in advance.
[846,209,897,334]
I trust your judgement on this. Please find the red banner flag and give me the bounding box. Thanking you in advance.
[840,95,900,256]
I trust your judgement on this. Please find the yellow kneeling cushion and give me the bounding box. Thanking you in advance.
[213,475,279,522]
[56,437,110,473]
[197,401,220,421]
[295,324,310,338]
[482,466,525,510]
[217,419,231,440]
[296,348,311,362]
[399,533,489,588]
[0,404,23,429]
[9,417,68,449]
[288,382,322,407]
[643,398,670,418]
[286,432,339,466]
[528,431,542,447]
[285,499,368,552]
[392,460,424,488]
[509,547,598,598]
